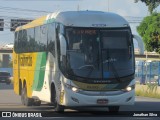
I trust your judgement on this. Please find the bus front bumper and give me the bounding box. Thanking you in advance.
[62,88,135,107]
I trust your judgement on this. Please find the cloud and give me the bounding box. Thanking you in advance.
[130,6,141,16]
[116,9,128,16]
[110,0,146,17]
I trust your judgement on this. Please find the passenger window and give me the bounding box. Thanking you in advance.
[47,23,56,56]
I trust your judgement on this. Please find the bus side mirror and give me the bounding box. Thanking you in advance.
[59,34,66,56]
[132,34,144,55]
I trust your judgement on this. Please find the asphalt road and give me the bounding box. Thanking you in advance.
[0,83,160,120]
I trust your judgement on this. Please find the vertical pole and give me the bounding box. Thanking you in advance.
[141,61,144,84]
[77,4,80,11]
[145,51,147,83]
[141,62,143,77]
[158,62,160,78]
[145,61,148,83]
[108,0,109,12]
[158,62,160,85]
[137,62,139,77]
[149,62,152,83]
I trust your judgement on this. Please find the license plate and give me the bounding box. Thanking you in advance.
[97,99,108,105]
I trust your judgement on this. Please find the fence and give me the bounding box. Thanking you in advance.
[135,61,160,85]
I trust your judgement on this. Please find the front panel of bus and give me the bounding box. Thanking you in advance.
[57,25,135,106]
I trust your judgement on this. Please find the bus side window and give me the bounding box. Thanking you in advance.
[18,30,23,53]
[35,26,41,52]
[47,23,56,57]
[40,25,47,51]
[21,29,28,52]
[27,28,35,52]
[14,32,18,53]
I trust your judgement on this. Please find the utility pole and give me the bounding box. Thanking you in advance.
[77,4,80,11]
[145,51,148,83]
[107,0,109,12]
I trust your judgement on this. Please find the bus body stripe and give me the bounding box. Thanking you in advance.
[32,52,47,91]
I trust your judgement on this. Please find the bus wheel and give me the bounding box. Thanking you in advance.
[52,87,64,112]
[34,100,41,106]
[108,106,120,113]
[21,86,25,105]
[54,101,64,113]
[21,85,33,106]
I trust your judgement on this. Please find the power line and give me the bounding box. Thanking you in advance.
[0,33,13,36]
[0,6,52,13]
[0,15,36,19]
[0,10,44,17]
[0,0,83,2]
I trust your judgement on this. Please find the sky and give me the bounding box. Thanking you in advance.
[0,0,160,47]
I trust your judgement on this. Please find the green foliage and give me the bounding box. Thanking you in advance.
[146,82,158,93]
[136,83,160,99]
[137,12,160,53]
[135,0,160,14]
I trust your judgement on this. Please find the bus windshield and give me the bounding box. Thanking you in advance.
[65,27,134,80]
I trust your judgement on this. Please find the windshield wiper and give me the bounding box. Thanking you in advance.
[105,49,121,83]
[109,61,121,83]
[86,55,100,78]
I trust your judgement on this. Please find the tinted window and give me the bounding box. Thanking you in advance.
[35,26,41,51]
[102,31,128,49]
[64,27,134,80]
[21,30,28,52]
[47,23,56,56]
[14,24,55,53]
[27,28,35,52]
[40,25,47,51]
[14,32,18,52]
[18,30,23,53]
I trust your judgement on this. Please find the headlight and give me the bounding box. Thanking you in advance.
[126,86,132,91]
[124,84,135,92]
[65,84,80,93]
[72,87,79,92]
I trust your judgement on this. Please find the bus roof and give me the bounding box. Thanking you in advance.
[15,11,129,31]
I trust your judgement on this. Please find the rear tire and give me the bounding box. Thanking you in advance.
[21,84,33,106]
[33,100,41,106]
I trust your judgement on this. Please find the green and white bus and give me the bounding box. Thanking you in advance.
[13,11,142,112]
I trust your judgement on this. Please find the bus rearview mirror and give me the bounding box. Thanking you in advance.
[132,34,144,55]
[59,34,67,56]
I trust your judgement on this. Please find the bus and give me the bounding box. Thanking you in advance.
[13,11,143,112]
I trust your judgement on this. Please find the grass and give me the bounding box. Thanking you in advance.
[136,83,160,99]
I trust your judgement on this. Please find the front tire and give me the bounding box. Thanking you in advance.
[51,85,64,112]
[108,106,120,113]
[21,84,33,106]
[54,101,64,113]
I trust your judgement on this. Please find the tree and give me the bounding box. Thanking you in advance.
[137,13,160,53]
[135,0,160,14]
